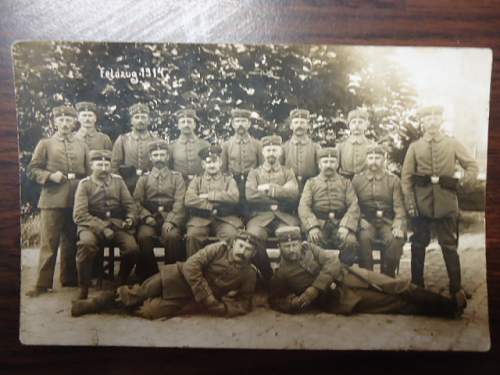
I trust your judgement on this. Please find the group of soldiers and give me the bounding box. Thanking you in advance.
[24,99,478,321]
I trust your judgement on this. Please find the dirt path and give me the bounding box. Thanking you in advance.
[19,232,490,350]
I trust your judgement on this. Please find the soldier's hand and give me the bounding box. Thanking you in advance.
[163,222,175,232]
[203,294,219,307]
[337,227,349,242]
[49,171,66,184]
[257,184,270,193]
[392,228,404,239]
[122,218,134,230]
[408,208,418,218]
[145,216,157,227]
[103,228,114,240]
[199,193,209,199]
[309,228,323,244]
[298,286,319,308]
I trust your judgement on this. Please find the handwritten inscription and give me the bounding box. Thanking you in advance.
[98,66,166,84]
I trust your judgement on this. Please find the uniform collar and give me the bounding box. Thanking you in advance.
[150,166,170,178]
[290,135,311,145]
[204,172,223,181]
[178,134,197,144]
[90,174,111,187]
[423,131,444,142]
[76,127,97,138]
[365,170,385,181]
[349,135,368,145]
[262,162,281,173]
[130,130,151,140]
[318,172,340,182]
[234,133,250,144]
[54,133,74,142]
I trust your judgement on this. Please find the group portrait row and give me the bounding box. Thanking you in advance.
[24,99,479,321]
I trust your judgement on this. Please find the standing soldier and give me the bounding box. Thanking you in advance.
[268,226,465,318]
[282,108,321,191]
[246,135,300,281]
[185,145,243,257]
[111,103,158,192]
[168,108,209,183]
[221,108,263,216]
[401,105,478,305]
[352,145,407,277]
[73,150,139,299]
[298,147,359,266]
[134,140,186,279]
[26,105,90,297]
[337,108,376,179]
[74,101,112,151]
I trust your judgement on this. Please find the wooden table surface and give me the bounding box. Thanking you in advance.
[1,0,499,373]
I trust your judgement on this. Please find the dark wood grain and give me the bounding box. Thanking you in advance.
[1,0,500,373]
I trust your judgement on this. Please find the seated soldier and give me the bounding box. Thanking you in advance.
[73,150,139,300]
[269,227,466,318]
[71,231,259,320]
[246,135,300,281]
[185,145,243,257]
[298,147,360,265]
[134,140,186,280]
[352,144,407,277]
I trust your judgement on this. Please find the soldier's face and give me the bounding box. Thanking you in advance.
[325,129,336,143]
[202,158,222,175]
[421,114,443,133]
[54,115,76,136]
[280,240,304,262]
[349,118,368,135]
[290,118,309,137]
[131,113,149,131]
[150,149,169,167]
[232,117,251,134]
[366,153,385,172]
[231,239,256,265]
[78,111,97,129]
[91,160,111,178]
[262,145,282,165]
[318,157,338,176]
[178,117,196,135]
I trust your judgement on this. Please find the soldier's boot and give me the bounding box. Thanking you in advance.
[117,284,145,307]
[410,246,426,288]
[382,258,399,278]
[71,291,116,317]
[25,286,49,298]
[117,256,136,285]
[76,286,89,300]
[402,285,460,318]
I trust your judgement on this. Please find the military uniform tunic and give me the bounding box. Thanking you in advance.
[120,241,257,319]
[134,167,186,275]
[185,172,242,257]
[337,135,377,177]
[168,135,210,179]
[28,133,90,288]
[281,136,321,188]
[73,174,139,286]
[401,132,478,293]
[352,170,407,276]
[74,128,112,151]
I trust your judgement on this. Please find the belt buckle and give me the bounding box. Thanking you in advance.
[158,205,164,212]
[188,175,194,180]
[105,211,111,219]
[136,169,143,176]
[240,175,245,182]
[270,204,278,212]
[376,210,383,218]
[431,175,439,184]
[67,173,75,180]
[212,209,218,216]
[328,212,336,220]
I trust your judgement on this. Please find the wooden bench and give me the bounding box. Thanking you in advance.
[97,237,395,284]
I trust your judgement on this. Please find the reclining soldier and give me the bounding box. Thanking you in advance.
[185,144,243,257]
[134,140,186,279]
[269,226,465,318]
[71,231,259,320]
[73,150,139,300]
[352,144,407,276]
[298,147,360,266]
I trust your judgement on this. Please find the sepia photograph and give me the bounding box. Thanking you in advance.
[13,41,491,350]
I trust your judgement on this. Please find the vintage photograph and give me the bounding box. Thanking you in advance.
[13,41,491,350]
